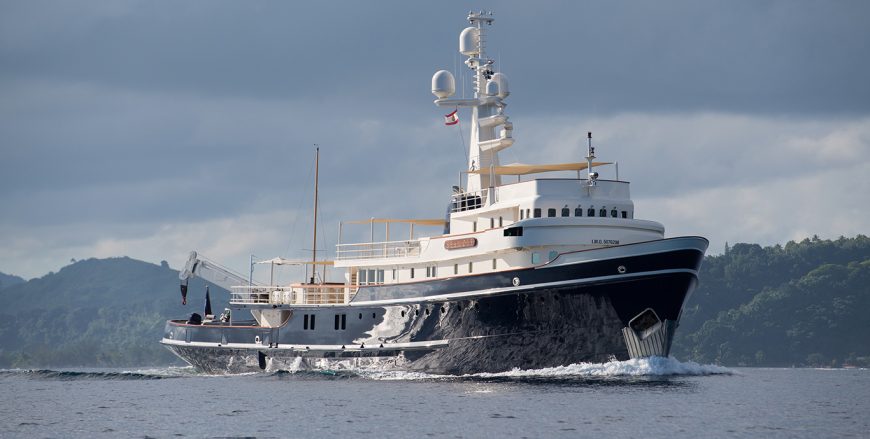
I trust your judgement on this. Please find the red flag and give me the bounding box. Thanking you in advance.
[444,109,459,125]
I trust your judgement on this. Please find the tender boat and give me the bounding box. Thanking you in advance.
[161,12,708,374]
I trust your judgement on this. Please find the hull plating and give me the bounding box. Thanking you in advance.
[162,238,705,374]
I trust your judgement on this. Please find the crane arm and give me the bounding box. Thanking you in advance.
[179,251,255,292]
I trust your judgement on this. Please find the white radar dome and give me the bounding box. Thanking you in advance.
[490,72,509,98]
[485,79,499,96]
[431,70,456,98]
[459,27,480,56]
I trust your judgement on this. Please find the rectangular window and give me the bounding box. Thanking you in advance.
[358,269,367,285]
[392,268,397,280]
[304,314,309,330]
[520,210,524,219]
[377,269,384,284]
[454,264,458,275]
[533,208,542,218]
[610,208,618,218]
[526,208,530,219]
[310,314,316,330]
[492,259,497,270]
[587,207,595,217]
[531,253,541,264]
[499,217,503,227]
[599,208,606,217]
[622,211,628,219]
[490,218,495,229]
[410,267,415,278]
[367,269,376,285]
[334,314,340,330]
[426,266,430,277]
[561,207,570,217]
[473,221,477,232]
[547,208,556,217]
[431,266,437,277]
[503,227,523,237]
[575,207,583,217]
[468,262,473,273]
[341,314,346,330]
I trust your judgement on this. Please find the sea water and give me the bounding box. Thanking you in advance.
[0,358,867,438]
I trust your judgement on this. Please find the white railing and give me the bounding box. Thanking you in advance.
[335,239,421,260]
[229,284,349,305]
[450,188,491,213]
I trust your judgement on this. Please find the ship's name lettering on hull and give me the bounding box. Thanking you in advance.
[592,239,620,245]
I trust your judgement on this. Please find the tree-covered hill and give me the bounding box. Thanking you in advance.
[0,257,224,367]
[672,235,870,366]
[1,235,867,368]
[0,272,25,290]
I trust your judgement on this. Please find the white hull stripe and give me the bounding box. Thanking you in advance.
[160,338,449,352]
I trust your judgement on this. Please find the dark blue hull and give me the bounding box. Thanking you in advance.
[162,237,706,374]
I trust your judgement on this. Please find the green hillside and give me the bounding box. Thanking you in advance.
[672,235,870,366]
[1,235,868,368]
[0,257,224,367]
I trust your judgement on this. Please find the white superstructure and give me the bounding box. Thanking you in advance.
[333,12,664,289]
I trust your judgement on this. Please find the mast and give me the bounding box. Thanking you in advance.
[311,146,319,284]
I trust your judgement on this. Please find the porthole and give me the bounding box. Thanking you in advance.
[512,277,521,286]
[617,265,627,274]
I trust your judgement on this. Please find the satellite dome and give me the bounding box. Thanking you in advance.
[431,70,455,98]
[485,79,499,96]
[490,72,509,98]
[459,27,480,56]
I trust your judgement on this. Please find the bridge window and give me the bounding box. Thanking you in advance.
[588,207,595,217]
[561,206,570,217]
[611,208,618,218]
[533,208,542,218]
[575,206,582,217]
[547,208,556,217]
[503,226,523,237]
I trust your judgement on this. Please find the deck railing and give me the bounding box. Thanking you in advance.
[335,239,421,260]
[229,284,349,305]
[449,188,490,213]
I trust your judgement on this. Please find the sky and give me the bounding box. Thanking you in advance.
[1,0,869,280]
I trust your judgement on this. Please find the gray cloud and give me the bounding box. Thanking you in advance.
[1,0,869,278]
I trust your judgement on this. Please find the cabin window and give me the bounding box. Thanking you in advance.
[575,206,582,217]
[622,211,628,219]
[341,314,346,330]
[547,208,556,217]
[492,259,497,270]
[588,207,595,217]
[611,208,618,218]
[367,269,376,284]
[410,268,415,279]
[520,210,524,220]
[561,206,570,217]
[358,270,367,285]
[534,208,542,218]
[334,314,340,330]
[304,314,309,330]
[499,217,503,227]
[531,253,541,264]
[431,266,437,277]
[454,263,458,275]
[599,207,607,217]
[377,269,384,283]
[504,226,523,237]
[392,268,397,280]
[426,266,430,277]
[310,315,315,330]
[490,218,495,229]
[468,262,473,273]
[526,208,531,219]
[473,221,477,232]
